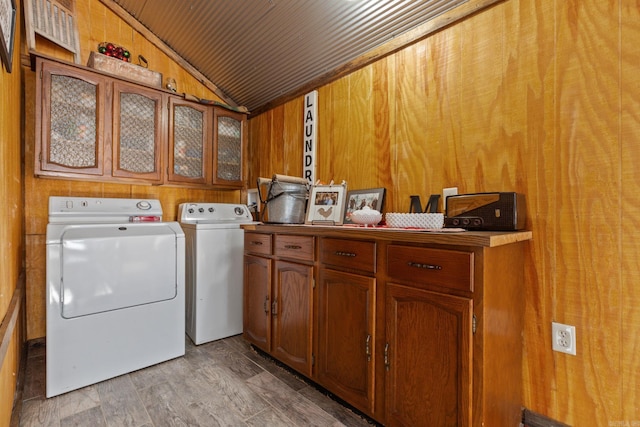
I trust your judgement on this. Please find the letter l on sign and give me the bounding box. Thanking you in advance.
[303,90,318,184]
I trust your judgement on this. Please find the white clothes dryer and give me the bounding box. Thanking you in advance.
[178,203,255,345]
[46,196,185,397]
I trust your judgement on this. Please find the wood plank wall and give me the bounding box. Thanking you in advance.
[23,0,240,341]
[247,0,640,425]
[0,0,24,424]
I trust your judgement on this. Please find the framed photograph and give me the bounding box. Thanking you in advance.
[344,188,386,224]
[305,183,347,225]
[0,0,15,73]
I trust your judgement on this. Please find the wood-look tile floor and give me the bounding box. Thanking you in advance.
[18,335,377,427]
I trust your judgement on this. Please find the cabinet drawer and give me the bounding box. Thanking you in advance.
[274,235,314,261]
[320,238,376,274]
[387,245,473,292]
[244,232,272,255]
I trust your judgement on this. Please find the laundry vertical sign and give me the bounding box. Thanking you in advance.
[303,90,318,184]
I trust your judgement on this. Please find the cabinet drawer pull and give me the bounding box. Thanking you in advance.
[263,296,269,314]
[365,334,371,362]
[384,343,390,370]
[284,244,302,249]
[250,241,263,246]
[334,251,356,257]
[271,300,278,316]
[407,261,442,270]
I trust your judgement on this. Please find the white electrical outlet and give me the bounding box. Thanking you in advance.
[442,187,458,211]
[552,322,576,355]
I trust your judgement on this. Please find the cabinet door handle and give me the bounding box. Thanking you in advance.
[384,343,390,370]
[263,296,269,314]
[407,261,442,270]
[334,251,356,257]
[271,300,278,316]
[250,241,263,246]
[284,244,302,249]
[365,334,371,362]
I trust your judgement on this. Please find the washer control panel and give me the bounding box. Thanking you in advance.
[178,203,253,224]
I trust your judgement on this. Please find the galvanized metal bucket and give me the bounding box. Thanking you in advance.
[257,175,309,224]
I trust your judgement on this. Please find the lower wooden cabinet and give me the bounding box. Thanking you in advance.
[317,268,376,415]
[243,254,271,352]
[384,283,472,427]
[243,232,314,377]
[243,226,530,427]
[272,260,314,376]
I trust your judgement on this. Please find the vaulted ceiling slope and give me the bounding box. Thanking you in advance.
[109,0,499,114]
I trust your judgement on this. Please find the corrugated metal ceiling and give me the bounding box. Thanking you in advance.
[111,0,472,112]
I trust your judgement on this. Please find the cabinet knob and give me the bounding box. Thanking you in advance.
[365,334,371,362]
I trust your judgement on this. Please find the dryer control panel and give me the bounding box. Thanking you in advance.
[48,197,163,223]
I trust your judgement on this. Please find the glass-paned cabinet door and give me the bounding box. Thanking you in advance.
[167,98,211,185]
[37,61,107,176]
[213,108,245,186]
[112,83,163,183]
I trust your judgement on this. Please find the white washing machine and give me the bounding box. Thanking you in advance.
[46,196,185,398]
[178,203,255,345]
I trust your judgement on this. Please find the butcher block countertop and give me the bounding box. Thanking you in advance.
[242,223,532,248]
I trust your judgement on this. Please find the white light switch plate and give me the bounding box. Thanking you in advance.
[247,188,259,211]
[442,187,458,211]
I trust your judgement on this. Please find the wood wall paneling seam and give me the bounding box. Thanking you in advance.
[0,273,24,369]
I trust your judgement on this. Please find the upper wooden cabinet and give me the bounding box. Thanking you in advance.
[34,56,246,188]
[167,97,211,186]
[166,97,245,188]
[36,60,109,178]
[213,108,245,186]
[112,81,164,183]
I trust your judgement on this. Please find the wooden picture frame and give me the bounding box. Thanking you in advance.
[305,182,347,225]
[344,188,386,224]
[0,0,15,73]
